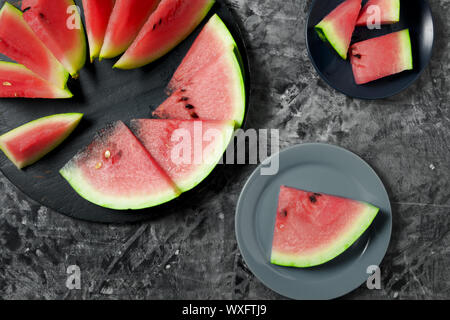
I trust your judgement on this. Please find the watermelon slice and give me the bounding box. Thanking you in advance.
[271,186,379,268]
[0,113,82,169]
[130,119,234,192]
[356,0,400,27]
[99,0,160,60]
[22,0,87,78]
[168,14,237,92]
[153,51,246,127]
[60,121,180,210]
[0,61,72,99]
[114,0,215,69]
[0,2,69,88]
[315,0,361,59]
[350,29,413,84]
[81,0,115,62]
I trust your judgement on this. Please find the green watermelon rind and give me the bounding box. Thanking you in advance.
[0,2,70,89]
[270,203,379,268]
[315,21,348,59]
[399,29,413,71]
[59,164,181,210]
[0,113,83,169]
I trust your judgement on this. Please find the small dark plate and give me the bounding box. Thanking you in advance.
[306,0,434,99]
[235,143,392,300]
[0,0,251,223]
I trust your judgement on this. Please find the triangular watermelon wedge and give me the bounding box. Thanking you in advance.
[356,0,400,27]
[114,0,215,69]
[130,119,234,193]
[60,121,180,210]
[0,2,69,88]
[22,0,87,78]
[168,14,237,92]
[0,61,72,99]
[315,0,361,59]
[81,0,115,62]
[0,113,82,169]
[271,186,379,268]
[99,0,160,60]
[153,50,246,128]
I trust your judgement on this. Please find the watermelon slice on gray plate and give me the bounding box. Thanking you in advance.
[271,186,379,268]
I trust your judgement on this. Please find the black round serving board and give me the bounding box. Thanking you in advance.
[306,0,434,99]
[0,0,251,223]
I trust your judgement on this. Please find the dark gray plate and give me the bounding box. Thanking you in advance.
[0,0,250,223]
[235,143,392,300]
[306,0,434,99]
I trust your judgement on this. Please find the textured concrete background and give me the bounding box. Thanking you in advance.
[0,0,449,299]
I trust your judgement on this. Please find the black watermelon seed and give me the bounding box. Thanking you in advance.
[179,97,189,102]
[159,18,162,25]
[353,54,362,59]
[314,193,322,197]
[180,89,186,92]
[190,112,199,119]
[39,12,45,19]
[23,7,31,13]
[282,210,288,217]
[152,24,156,30]
[185,104,194,110]
[309,195,317,203]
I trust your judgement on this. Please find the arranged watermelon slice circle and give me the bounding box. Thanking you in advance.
[0,113,82,169]
[0,2,69,88]
[22,0,87,78]
[315,0,361,59]
[100,0,160,60]
[350,29,413,84]
[131,119,234,193]
[81,0,115,62]
[271,186,379,268]
[114,0,215,69]
[59,121,181,210]
[356,0,400,27]
[0,61,72,99]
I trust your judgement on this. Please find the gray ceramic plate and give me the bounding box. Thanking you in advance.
[235,143,392,300]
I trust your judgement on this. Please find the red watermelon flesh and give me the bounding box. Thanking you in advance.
[100,0,160,59]
[0,113,82,169]
[153,51,245,127]
[271,186,379,268]
[168,14,236,92]
[130,119,234,192]
[0,61,72,99]
[315,0,361,59]
[82,0,115,62]
[356,0,400,27]
[22,0,87,77]
[59,121,180,210]
[114,0,215,69]
[350,29,413,84]
[0,2,68,88]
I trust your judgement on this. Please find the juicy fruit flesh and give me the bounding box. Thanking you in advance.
[100,0,160,59]
[350,29,413,84]
[60,121,180,210]
[131,119,234,192]
[0,2,68,88]
[0,61,72,98]
[154,51,246,127]
[271,186,379,268]
[82,0,115,61]
[114,0,215,69]
[356,0,400,26]
[22,0,87,77]
[0,113,82,169]
[168,14,237,92]
[315,0,361,59]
